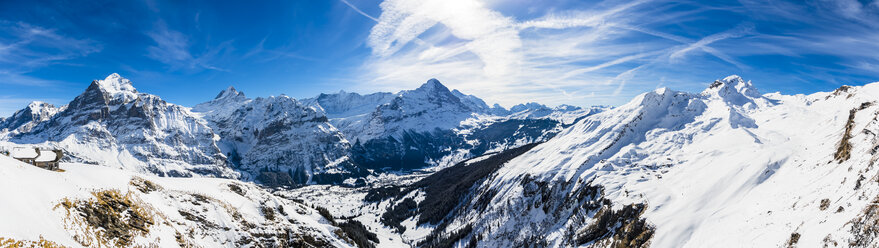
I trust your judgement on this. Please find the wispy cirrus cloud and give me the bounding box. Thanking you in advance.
[340,0,379,22]
[146,21,230,72]
[342,0,879,108]
[667,23,754,69]
[342,0,730,107]
[0,21,101,85]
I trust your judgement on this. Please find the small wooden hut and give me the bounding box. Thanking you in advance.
[7,147,63,171]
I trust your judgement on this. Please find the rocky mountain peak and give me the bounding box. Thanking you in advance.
[417,78,449,93]
[215,86,245,100]
[407,78,460,102]
[702,75,765,107]
[510,102,548,113]
[394,78,464,110]
[192,87,252,115]
[26,101,54,110]
[96,73,138,95]
[554,104,582,111]
[0,101,60,132]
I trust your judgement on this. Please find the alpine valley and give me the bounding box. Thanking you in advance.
[4,73,879,248]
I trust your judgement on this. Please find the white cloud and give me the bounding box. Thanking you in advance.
[668,23,754,69]
[350,0,686,107]
[344,0,879,108]
[147,23,193,64]
[0,20,101,114]
[0,22,100,74]
[146,21,228,71]
[369,0,522,77]
[340,0,379,22]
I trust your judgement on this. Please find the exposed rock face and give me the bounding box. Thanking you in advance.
[193,90,365,186]
[10,73,235,177]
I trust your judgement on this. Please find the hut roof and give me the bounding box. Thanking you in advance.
[35,150,57,162]
[11,147,38,159]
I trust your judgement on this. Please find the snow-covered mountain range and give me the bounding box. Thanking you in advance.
[304,78,595,172]
[9,73,879,247]
[0,73,592,186]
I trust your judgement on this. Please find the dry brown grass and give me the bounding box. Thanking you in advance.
[0,236,68,248]
[129,177,161,193]
[849,197,879,246]
[835,102,874,163]
[54,190,156,247]
[835,109,857,163]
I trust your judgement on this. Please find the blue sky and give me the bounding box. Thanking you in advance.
[0,0,877,116]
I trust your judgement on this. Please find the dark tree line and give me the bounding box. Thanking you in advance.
[369,142,542,234]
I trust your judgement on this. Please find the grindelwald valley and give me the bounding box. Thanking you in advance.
[1,0,878,247]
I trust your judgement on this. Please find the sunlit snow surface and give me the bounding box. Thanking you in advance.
[0,156,352,247]
[460,76,879,247]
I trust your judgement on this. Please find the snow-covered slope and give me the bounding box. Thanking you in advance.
[6,74,235,177]
[193,89,365,186]
[0,155,357,247]
[339,75,879,247]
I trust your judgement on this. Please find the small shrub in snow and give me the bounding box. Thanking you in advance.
[820,199,830,211]
[228,183,246,196]
[261,205,276,221]
[787,232,800,247]
[129,177,160,193]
